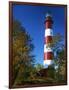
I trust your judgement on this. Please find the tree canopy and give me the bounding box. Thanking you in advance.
[12,20,35,85]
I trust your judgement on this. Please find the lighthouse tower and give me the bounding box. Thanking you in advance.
[44,13,53,67]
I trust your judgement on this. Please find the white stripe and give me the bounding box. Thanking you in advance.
[45,28,53,37]
[44,44,52,52]
[44,60,52,65]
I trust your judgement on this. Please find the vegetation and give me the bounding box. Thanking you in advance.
[53,34,66,83]
[13,20,35,85]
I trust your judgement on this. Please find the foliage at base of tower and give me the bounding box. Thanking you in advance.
[54,48,66,83]
[51,34,66,83]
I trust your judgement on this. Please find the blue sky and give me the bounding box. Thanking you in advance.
[13,4,65,65]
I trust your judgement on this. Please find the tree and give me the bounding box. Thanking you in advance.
[55,48,66,82]
[50,33,66,83]
[35,64,44,71]
[46,33,66,83]
[12,20,35,85]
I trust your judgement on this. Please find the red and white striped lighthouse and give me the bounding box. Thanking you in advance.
[44,13,53,66]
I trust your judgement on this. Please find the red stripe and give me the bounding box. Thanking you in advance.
[44,52,53,60]
[45,21,52,29]
[44,36,52,44]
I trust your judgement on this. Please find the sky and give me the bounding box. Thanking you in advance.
[13,4,65,66]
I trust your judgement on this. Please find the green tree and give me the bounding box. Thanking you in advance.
[12,20,35,85]
[35,64,44,71]
[50,33,66,83]
[46,33,66,83]
[54,48,66,83]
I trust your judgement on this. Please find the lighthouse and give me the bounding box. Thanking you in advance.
[44,12,53,67]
